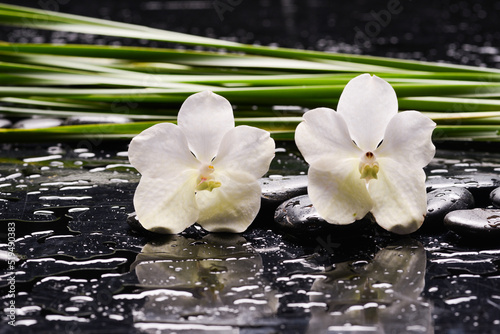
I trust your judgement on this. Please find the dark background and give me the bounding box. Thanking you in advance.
[1,0,500,68]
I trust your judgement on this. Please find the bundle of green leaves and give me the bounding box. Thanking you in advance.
[0,3,499,142]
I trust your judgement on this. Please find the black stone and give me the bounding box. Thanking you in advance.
[260,175,308,207]
[274,195,331,234]
[424,187,475,228]
[444,208,500,238]
[126,212,163,238]
[13,118,63,129]
[490,187,500,209]
[426,173,500,206]
[273,195,374,238]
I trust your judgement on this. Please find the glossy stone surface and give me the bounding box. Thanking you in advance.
[259,175,308,206]
[0,119,12,128]
[444,208,500,238]
[425,150,500,205]
[13,118,63,129]
[424,187,475,228]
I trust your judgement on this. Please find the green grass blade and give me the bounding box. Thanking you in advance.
[400,96,500,112]
[434,125,500,141]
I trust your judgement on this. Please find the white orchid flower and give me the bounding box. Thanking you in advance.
[295,74,436,234]
[128,91,275,234]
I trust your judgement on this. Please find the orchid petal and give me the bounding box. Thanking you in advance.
[369,158,427,234]
[196,171,261,233]
[295,107,361,172]
[375,111,436,168]
[214,125,275,179]
[337,74,398,151]
[308,160,373,225]
[128,122,199,177]
[133,171,200,234]
[177,91,235,163]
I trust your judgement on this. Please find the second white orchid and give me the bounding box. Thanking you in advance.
[129,91,275,234]
[295,74,436,234]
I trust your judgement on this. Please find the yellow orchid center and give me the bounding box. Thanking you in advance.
[196,164,221,192]
[359,151,379,182]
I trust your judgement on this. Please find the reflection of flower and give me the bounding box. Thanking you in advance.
[295,74,436,234]
[131,235,278,326]
[307,239,430,333]
[128,91,275,234]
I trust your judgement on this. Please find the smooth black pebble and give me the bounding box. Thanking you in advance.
[274,195,331,234]
[260,175,308,207]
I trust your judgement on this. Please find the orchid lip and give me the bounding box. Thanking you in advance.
[359,151,379,182]
[196,164,221,192]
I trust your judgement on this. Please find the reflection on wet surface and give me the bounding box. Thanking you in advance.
[1,142,500,333]
[130,234,278,329]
